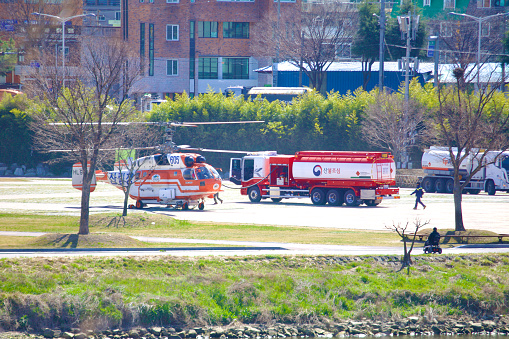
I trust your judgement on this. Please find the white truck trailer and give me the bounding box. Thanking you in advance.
[421,146,509,195]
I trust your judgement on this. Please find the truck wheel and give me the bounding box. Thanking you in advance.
[135,200,144,209]
[445,179,454,194]
[422,177,435,193]
[365,200,380,207]
[434,179,446,193]
[468,189,481,195]
[248,186,262,202]
[198,202,205,210]
[344,189,358,207]
[326,189,342,206]
[182,202,189,210]
[271,198,282,203]
[310,188,326,205]
[486,180,496,195]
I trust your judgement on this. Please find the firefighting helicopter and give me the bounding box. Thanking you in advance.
[71,120,263,210]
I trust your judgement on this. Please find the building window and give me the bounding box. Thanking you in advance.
[115,11,121,20]
[477,0,490,7]
[223,22,249,39]
[444,0,455,8]
[273,0,296,2]
[336,43,351,59]
[149,23,154,76]
[481,22,490,37]
[423,0,431,6]
[140,23,145,57]
[167,59,178,75]
[98,15,106,21]
[167,0,179,3]
[198,21,218,38]
[198,57,218,79]
[166,24,179,41]
[440,22,452,37]
[217,0,254,2]
[223,58,249,79]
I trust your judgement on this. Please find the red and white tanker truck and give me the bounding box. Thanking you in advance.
[229,151,400,206]
[421,146,509,195]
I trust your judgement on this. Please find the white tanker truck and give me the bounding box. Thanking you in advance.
[421,146,509,195]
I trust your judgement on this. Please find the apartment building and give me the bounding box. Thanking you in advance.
[125,0,301,101]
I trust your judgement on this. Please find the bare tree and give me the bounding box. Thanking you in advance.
[426,67,509,232]
[386,218,430,275]
[251,1,357,93]
[6,1,83,67]
[362,88,426,165]
[106,124,164,218]
[28,36,143,235]
[428,7,507,83]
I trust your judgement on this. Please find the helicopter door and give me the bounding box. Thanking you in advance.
[230,158,242,184]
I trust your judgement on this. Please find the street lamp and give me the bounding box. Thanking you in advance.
[449,11,509,90]
[32,12,96,87]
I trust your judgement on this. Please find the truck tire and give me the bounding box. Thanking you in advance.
[344,189,359,207]
[310,188,326,205]
[422,177,435,193]
[435,179,446,193]
[445,179,454,194]
[135,200,144,209]
[365,200,380,207]
[468,189,481,195]
[486,180,496,196]
[326,189,343,206]
[248,186,262,202]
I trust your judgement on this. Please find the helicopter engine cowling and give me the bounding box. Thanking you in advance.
[184,156,195,167]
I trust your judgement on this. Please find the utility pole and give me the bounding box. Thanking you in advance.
[397,12,419,168]
[378,0,386,90]
[273,0,281,87]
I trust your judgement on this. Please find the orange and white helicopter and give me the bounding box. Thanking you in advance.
[71,121,262,210]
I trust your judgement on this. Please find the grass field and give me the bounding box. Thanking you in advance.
[0,253,508,333]
[1,179,509,334]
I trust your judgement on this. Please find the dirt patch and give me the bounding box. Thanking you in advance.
[28,233,146,248]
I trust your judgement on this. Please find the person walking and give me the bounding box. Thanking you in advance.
[214,167,223,204]
[411,182,426,210]
[213,192,223,204]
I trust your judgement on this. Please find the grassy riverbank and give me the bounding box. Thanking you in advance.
[1,254,508,333]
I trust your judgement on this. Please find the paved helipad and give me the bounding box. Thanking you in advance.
[0,178,507,234]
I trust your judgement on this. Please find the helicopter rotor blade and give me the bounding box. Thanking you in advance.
[179,147,255,154]
[45,146,157,153]
[50,120,264,126]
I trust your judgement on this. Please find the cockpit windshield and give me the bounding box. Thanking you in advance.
[195,166,214,180]
[182,168,196,180]
[209,166,221,179]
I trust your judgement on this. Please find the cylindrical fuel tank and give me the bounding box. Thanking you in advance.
[421,148,457,170]
[291,151,395,181]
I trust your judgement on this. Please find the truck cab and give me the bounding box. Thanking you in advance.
[230,152,276,185]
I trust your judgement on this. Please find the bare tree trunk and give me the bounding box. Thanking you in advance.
[79,182,91,235]
[453,177,465,232]
[122,186,131,217]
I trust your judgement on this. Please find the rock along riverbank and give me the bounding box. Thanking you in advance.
[8,317,509,339]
